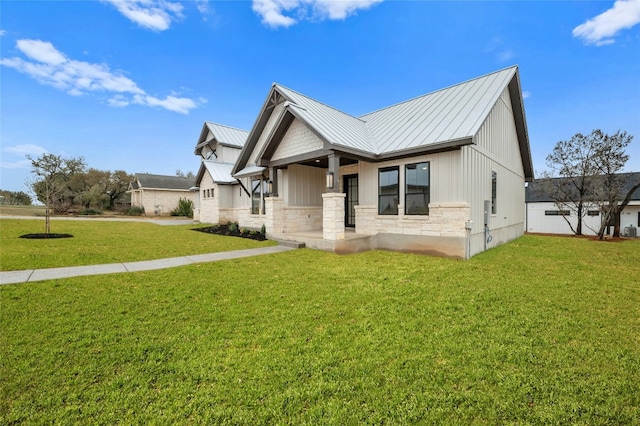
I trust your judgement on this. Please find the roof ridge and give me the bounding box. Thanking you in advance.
[273,83,367,124]
[359,65,518,119]
[205,122,250,134]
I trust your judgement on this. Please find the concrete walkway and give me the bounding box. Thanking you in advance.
[0,245,295,285]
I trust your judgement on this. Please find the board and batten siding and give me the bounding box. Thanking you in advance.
[282,164,324,207]
[220,145,242,164]
[464,87,526,256]
[357,150,463,207]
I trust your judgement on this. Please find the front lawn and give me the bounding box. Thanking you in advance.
[0,219,275,271]
[1,235,639,424]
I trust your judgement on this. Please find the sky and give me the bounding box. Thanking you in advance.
[1,0,639,194]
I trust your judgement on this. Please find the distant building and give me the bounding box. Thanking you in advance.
[525,173,640,236]
[128,173,196,215]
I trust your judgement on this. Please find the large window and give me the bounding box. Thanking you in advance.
[405,162,430,215]
[378,167,399,215]
[251,179,265,214]
[491,171,497,215]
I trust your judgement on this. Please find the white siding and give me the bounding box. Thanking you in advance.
[282,164,324,207]
[463,87,526,255]
[220,145,242,164]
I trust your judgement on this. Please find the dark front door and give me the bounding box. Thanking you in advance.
[344,174,358,228]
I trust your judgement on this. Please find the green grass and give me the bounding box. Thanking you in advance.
[1,234,639,424]
[0,219,275,271]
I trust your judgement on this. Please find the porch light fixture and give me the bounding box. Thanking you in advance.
[267,180,273,195]
[326,171,334,189]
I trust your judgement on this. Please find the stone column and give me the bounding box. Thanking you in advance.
[322,192,346,240]
[264,197,284,236]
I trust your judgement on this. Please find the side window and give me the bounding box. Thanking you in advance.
[378,167,399,215]
[491,171,497,215]
[251,179,261,214]
[405,162,430,215]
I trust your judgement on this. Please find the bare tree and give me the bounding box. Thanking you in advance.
[28,154,86,235]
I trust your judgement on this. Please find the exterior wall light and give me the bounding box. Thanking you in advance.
[326,171,334,189]
[267,180,273,195]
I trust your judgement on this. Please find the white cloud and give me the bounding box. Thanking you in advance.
[522,91,531,99]
[4,144,48,157]
[573,0,640,46]
[1,39,200,114]
[253,0,382,28]
[0,30,7,37]
[102,0,184,31]
[0,159,32,170]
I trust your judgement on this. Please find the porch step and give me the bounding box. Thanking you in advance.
[277,240,306,249]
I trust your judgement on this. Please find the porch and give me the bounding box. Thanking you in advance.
[269,228,374,254]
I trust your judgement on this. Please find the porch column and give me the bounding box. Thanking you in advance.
[327,153,341,193]
[322,192,346,240]
[264,196,284,236]
[269,167,278,197]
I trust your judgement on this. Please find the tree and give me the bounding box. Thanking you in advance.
[542,130,602,235]
[175,169,195,179]
[28,154,86,234]
[543,129,637,239]
[106,170,133,210]
[0,190,32,205]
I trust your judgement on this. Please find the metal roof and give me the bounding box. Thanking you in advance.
[361,67,517,155]
[233,66,532,178]
[202,161,236,184]
[233,165,267,178]
[134,173,194,190]
[526,173,640,203]
[204,122,249,148]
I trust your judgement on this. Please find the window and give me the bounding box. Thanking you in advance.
[545,210,570,216]
[405,162,430,215]
[251,179,266,214]
[210,188,214,198]
[587,210,599,216]
[491,171,497,215]
[378,167,399,215]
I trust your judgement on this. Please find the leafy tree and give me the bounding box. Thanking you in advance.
[106,170,134,210]
[0,190,32,205]
[28,154,86,234]
[175,169,195,179]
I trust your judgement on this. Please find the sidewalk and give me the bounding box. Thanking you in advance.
[0,245,295,285]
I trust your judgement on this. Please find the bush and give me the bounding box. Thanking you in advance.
[77,208,103,216]
[125,206,145,216]
[229,222,238,233]
[171,198,194,218]
[260,224,266,235]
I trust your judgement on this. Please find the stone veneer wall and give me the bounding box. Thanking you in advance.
[282,206,323,232]
[355,202,470,238]
[323,193,346,240]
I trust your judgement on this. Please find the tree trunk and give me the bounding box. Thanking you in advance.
[576,202,583,235]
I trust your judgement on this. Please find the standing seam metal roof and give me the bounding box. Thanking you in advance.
[204,122,249,148]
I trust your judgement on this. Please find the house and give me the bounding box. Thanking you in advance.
[128,173,196,215]
[200,66,533,258]
[525,173,640,236]
[192,122,249,223]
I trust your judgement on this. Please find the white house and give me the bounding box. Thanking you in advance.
[197,65,533,258]
[192,122,249,224]
[526,174,640,236]
[128,173,196,215]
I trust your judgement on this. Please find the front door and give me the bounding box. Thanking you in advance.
[344,174,358,228]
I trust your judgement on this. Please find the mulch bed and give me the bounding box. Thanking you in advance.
[20,233,74,239]
[192,224,266,241]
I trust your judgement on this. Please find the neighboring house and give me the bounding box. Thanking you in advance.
[526,173,640,236]
[192,122,249,223]
[128,173,196,215]
[197,66,533,258]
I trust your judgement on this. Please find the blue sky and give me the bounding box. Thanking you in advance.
[1,0,639,194]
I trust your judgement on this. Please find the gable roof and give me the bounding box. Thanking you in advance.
[133,173,195,191]
[194,122,249,156]
[233,66,532,179]
[526,172,640,203]
[195,160,236,186]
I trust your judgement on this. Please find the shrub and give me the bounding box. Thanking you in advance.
[125,206,145,216]
[229,222,238,233]
[78,208,103,216]
[171,198,194,218]
[260,224,266,235]
[241,228,250,235]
